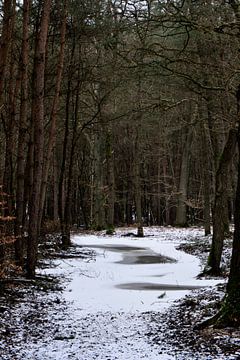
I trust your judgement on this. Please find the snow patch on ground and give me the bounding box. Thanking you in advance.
[0,227,234,359]
[41,227,221,314]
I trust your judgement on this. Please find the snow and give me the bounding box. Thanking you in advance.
[0,227,229,359]
[42,227,223,314]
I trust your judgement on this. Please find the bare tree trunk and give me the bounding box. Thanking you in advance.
[175,126,193,226]
[61,76,80,247]
[201,119,212,236]
[39,0,67,229]
[134,131,143,237]
[162,156,170,225]
[2,0,16,211]
[53,152,59,222]
[203,170,211,236]
[208,128,237,275]
[58,79,71,231]
[219,129,240,326]
[27,0,51,278]
[0,0,15,101]
[0,1,16,266]
[58,38,76,238]
[208,0,240,327]
[92,129,105,230]
[175,102,199,227]
[15,0,31,265]
[201,127,240,328]
[106,129,115,234]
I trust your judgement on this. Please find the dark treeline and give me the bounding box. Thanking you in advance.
[1,0,240,327]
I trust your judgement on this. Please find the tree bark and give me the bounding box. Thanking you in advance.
[53,152,59,222]
[92,129,106,230]
[219,129,240,326]
[208,128,237,275]
[0,0,15,102]
[27,0,51,278]
[39,0,67,229]
[201,120,212,236]
[2,0,16,213]
[175,126,193,227]
[204,0,240,328]
[134,130,144,237]
[199,127,240,329]
[61,76,80,247]
[105,128,115,233]
[15,0,31,266]
[58,78,71,231]
[58,39,76,240]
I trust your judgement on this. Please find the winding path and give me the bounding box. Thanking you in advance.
[1,227,222,360]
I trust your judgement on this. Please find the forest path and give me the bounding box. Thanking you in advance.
[1,227,223,360]
[47,227,219,314]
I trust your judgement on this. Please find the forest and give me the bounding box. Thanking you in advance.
[1,0,240,354]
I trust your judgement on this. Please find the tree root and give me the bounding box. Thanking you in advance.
[200,266,223,277]
[194,300,240,330]
[194,312,222,331]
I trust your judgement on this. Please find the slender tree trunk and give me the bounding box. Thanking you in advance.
[39,0,67,229]
[0,0,15,102]
[58,31,76,232]
[53,152,59,222]
[92,129,105,230]
[218,129,240,326]
[61,77,80,247]
[201,127,240,328]
[175,102,199,226]
[125,183,133,225]
[2,0,16,213]
[15,0,31,265]
[58,79,71,230]
[209,0,240,327]
[106,128,115,233]
[203,173,211,236]
[208,128,237,275]
[201,120,212,236]
[134,131,143,237]
[27,0,51,278]
[162,156,170,225]
[175,126,193,226]
[0,0,17,269]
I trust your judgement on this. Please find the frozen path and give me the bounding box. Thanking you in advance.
[47,227,221,315]
[2,227,225,360]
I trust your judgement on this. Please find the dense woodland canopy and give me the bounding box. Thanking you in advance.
[1,0,240,326]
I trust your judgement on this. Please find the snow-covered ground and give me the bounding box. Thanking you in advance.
[44,227,222,314]
[0,227,232,360]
